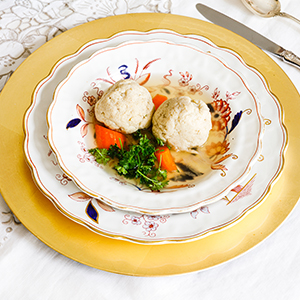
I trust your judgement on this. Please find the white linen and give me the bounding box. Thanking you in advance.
[1,0,300,298]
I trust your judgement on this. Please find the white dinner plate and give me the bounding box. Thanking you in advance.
[47,39,264,215]
[24,30,286,244]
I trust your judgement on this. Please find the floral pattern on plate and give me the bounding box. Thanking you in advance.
[24,30,286,244]
[47,40,264,215]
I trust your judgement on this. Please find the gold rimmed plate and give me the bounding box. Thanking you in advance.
[0,14,299,276]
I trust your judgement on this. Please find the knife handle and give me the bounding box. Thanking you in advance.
[277,48,300,69]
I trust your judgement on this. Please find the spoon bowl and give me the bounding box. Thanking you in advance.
[241,0,300,24]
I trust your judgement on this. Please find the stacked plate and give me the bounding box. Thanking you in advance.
[24,30,286,244]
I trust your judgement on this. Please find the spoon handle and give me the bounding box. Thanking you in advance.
[279,12,300,25]
[276,47,300,69]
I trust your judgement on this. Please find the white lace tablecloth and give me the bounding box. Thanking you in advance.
[1,0,300,298]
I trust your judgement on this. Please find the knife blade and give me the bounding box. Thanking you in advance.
[196,3,300,68]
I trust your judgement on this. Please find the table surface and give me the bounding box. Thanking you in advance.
[1,0,300,298]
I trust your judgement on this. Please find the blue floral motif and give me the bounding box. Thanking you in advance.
[86,201,99,223]
[66,118,81,129]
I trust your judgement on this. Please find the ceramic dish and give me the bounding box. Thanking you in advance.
[47,39,264,215]
[2,14,297,275]
[24,30,285,244]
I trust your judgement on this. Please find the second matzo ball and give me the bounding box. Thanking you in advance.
[152,96,212,151]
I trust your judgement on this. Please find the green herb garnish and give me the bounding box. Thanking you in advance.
[88,148,110,165]
[88,133,169,191]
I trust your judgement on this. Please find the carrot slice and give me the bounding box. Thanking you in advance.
[155,146,177,172]
[95,124,126,150]
[152,94,168,110]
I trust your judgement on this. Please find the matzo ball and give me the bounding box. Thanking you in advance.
[152,96,212,151]
[95,79,155,134]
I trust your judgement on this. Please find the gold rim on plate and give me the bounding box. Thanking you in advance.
[0,13,300,276]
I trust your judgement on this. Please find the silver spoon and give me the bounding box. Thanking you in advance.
[241,0,300,25]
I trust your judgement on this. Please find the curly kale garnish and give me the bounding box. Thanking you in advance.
[88,132,169,191]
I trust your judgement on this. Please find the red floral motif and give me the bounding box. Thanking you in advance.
[88,95,96,106]
[91,82,104,98]
[163,69,173,85]
[229,177,255,203]
[55,173,72,185]
[188,83,209,95]
[143,221,159,232]
[212,88,221,100]
[210,154,233,174]
[223,174,257,205]
[77,141,101,166]
[204,139,233,177]
[211,99,231,131]
[205,140,230,158]
[122,214,170,237]
[130,216,142,225]
[190,206,210,219]
[178,71,193,86]
[226,91,241,101]
[82,91,98,106]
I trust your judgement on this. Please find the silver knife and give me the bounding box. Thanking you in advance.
[196,3,300,68]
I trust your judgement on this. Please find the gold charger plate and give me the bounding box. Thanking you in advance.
[0,14,300,276]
